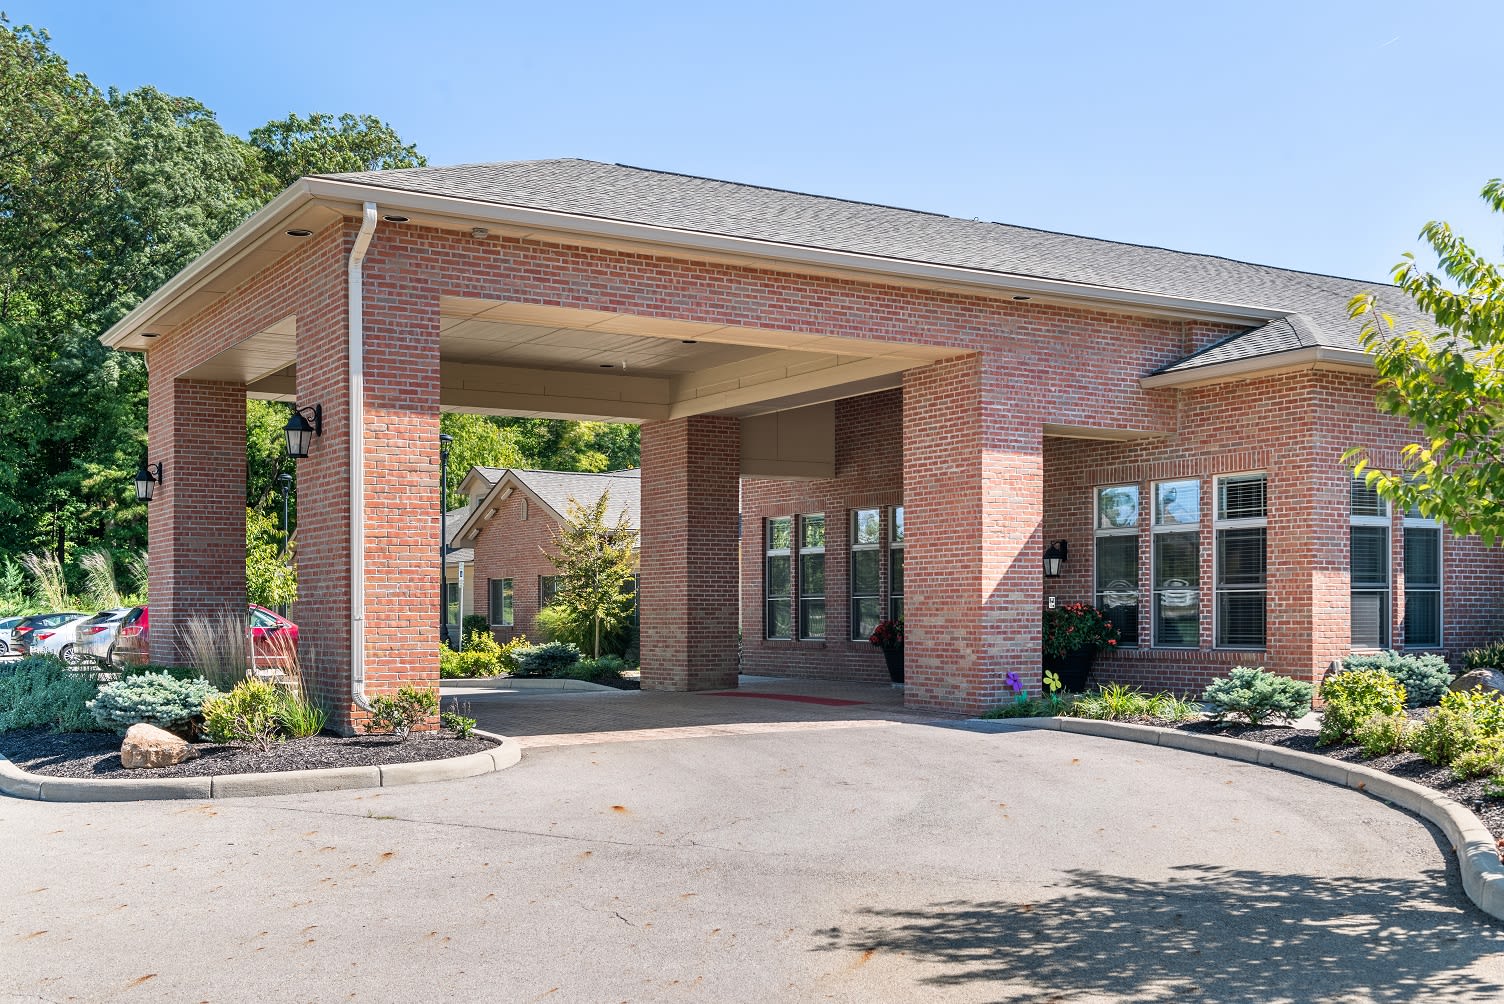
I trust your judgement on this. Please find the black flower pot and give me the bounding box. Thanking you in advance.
[1043,647,1096,692]
[881,645,905,684]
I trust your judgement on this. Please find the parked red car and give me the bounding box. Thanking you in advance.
[113,605,298,669]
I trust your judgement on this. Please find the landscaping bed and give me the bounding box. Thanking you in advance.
[1,727,495,780]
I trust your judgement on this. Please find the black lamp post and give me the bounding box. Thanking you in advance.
[439,433,453,646]
[134,462,163,503]
[277,473,294,558]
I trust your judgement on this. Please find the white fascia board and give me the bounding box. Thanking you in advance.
[1138,345,1374,389]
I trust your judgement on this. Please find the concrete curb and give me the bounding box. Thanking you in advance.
[0,729,523,802]
[443,677,618,692]
[982,716,1504,921]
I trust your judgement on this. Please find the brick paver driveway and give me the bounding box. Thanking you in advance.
[5,688,1504,1001]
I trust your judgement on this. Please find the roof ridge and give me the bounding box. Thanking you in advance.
[609,162,954,221]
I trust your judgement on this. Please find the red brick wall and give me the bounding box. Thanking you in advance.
[468,489,564,643]
[640,415,741,691]
[741,391,904,683]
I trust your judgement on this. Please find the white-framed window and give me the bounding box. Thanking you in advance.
[1094,485,1140,646]
[489,578,514,627]
[799,514,826,639]
[1350,477,1391,649]
[765,517,793,640]
[889,506,905,622]
[1404,504,1442,648]
[1214,473,1267,649]
[445,581,461,627]
[1151,479,1200,648]
[850,508,882,640]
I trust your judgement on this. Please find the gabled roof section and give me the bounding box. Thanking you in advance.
[452,466,641,546]
[323,158,1427,368]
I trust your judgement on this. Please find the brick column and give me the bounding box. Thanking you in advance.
[1268,449,1350,686]
[292,227,442,733]
[639,415,740,691]
[903,354,1044,714]
[146,375,247,664]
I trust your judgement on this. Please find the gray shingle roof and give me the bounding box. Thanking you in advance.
[444,506,474,564]
[506,468,641,529]
[326,158,1423,373]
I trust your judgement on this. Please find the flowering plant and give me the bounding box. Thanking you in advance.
[868,618,904,649]
[1042,603,1121,659]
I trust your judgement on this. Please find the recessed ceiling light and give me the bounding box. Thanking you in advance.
[1012,294,1032,301]
[383,214,409,223]
[286,228,313,238]
[599,363,613,368]
[142,332,160,338]
[681,339,698,344]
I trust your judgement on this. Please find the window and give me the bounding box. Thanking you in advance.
[1151,479,1200,648]
[1350,477,1390,648]
[889,506,905,622]
[850,508,882,640]
[799,514,826,639]
[1095,485,1139,646]
[489,578,513,627]
[445,581,460,626]
[1214,474,1267,648]
[1404,505,1442,647]
[539,575,558,608]
[765,518,793,639]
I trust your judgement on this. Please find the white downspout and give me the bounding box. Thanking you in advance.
[349,202,379,711]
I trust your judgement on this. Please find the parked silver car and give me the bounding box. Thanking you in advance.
[74,608,134,666]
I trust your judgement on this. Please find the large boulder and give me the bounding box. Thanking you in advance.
[1448,668,1504,696]
[120,723,199,770]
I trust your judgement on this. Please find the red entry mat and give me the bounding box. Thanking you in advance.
[700,691,866,707]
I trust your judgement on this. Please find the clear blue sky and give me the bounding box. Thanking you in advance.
[16,0,1504,283]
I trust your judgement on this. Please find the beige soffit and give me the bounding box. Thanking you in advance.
[451,471,565,546]
[101,176,1295,351]
[1138,345,1375,390]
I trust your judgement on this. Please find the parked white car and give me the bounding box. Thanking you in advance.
[74,608,134,666]
[30,613,94,665]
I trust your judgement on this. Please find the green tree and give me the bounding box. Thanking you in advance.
[246,507,296,608]
[1348,178,1504,542]
[440,413,526,507]
[248,112,425,191]
[545,492,638,658]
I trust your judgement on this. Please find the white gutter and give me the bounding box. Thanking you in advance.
[348,202,379,712]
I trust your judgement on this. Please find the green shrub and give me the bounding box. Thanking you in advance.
[980,697,1059,719]
[439,631,530,678]
[561,655,627,685]
[1441,686,1504,734]
[462,614,490,640]
[1353,712,1411,758]
[497,634,531,674]
[513,641,582,678]
[1410,706,1482,766]
[1450,739,1504,781]
[203,679,283,752]
[536,603,635,660]
[1319,669,1406,746]
[88,672,219,734]
[440,710,476,739]
[1341,650,1452,707]
[1145,692,1202,723]
[366,686,438,741]
[1202,666,1314,726]
[1464,641,1504,672]
[1059,685,1200,723]
[276,689,327,739]
[0,655,108,733]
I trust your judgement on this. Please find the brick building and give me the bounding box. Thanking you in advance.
[100,158,1504,731]
[450,466,640,643]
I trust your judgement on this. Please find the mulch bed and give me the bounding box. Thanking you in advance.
[0,728,497,780]
[1169,719,1504,845]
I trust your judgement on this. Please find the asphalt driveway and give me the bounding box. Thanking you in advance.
[3,721,1503,1002]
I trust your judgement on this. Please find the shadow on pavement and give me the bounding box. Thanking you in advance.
[812,861,1504,1001]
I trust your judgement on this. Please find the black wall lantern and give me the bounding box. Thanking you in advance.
[284,404,323,459]
[134,461,163,503]
[1043,539,1068,578]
